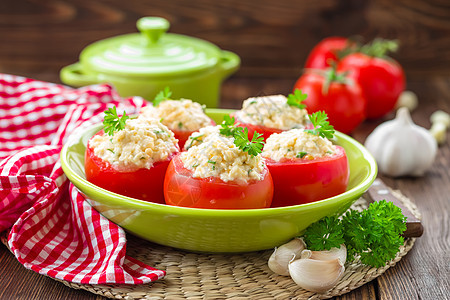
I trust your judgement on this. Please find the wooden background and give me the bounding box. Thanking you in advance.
[1,0,450,84]
[0,1,449,300]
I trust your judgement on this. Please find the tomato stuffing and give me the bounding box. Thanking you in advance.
[85,133,176,204]
[164,154,274,209]
[264,146,349,207]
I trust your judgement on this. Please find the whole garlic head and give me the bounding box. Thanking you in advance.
[365,107,437,177]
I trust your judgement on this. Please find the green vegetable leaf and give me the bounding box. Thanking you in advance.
[305,111,335,139]
[219,116,264,157]
[103,106,129,136]
[287,89,307,109]
[303,216,345,250]
[303,200,406,268]
[219,115,239,137]
[153,86,172,106]
[234,129,264,157]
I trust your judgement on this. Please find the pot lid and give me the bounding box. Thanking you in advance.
[79,17,222,78]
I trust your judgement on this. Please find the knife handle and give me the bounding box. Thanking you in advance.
[366,179,424,238]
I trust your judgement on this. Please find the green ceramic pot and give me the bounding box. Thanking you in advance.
[60,109,377,253]
[60,17,240,108]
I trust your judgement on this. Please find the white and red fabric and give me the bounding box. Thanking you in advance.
[0,74,165,284]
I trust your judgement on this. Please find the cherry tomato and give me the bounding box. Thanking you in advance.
[293,70,366,134]
[164,154,274,209]
[337,52,405,119]
[264,146,349,207]
[305,37,355,69]
[85,133,177,204]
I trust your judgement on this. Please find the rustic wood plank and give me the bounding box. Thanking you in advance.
[1,0,450,79]
[0,244,100,300]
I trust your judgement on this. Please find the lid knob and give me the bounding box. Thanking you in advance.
[137,17,170,45]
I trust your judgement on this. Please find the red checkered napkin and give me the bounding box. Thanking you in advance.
[0,74,165,284]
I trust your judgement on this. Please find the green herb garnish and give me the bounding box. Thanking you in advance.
[296,151,307,158]
[305,111,335,139]
[219,116,264,157]
[153,86,172,106]
[207,160,216,170]
[103,106,129,136]
[287,89,307,109]
[303,200,407,267]
[234,129,264,157]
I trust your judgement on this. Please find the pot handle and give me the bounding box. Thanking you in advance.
[219,50,240,79]
[60,63,98,87]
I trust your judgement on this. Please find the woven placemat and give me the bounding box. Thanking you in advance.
[3,189,420,300]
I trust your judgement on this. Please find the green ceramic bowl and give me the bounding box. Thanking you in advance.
[60,109,377,253]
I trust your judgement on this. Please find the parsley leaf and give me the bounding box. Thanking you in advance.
[103,106,129,136]
[234,129,265,157]
[153,86,172,106]
[287,89,307,109]
[219,115,239,136]
[219,116,264,157]
[305,111,335,139]
[303,200,407,268]
[303,215,345,250]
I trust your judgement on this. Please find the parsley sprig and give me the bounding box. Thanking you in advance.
[103,106,129,136]
[153,86,172,106]
[287,89,307,109]
[219,115,264,156]
[303,200,407,267]
[305,111,335,139]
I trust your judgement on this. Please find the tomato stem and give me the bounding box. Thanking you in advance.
[359,38,399,58]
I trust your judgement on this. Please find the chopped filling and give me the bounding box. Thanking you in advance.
[183,125,221,150]
[89,117,178,171]
[235,95,309,130]
[180,131,265,184]
[262,129,337,162]
[140,99,211,131]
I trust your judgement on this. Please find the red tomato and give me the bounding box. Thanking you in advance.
[172,120,216,149]
[85,132,178,204]
[293,70,366,134]
[164,154,274,209]
[264,146,349,207]
[233,113,312,141]
[233,113,283,141]
[305,37,354,69]
[337,53,405,119]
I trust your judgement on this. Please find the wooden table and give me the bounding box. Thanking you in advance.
[0,76,448,300]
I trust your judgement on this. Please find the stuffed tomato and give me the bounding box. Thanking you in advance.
[234,92,311,141]
[140,94,215,148]
[164,123,273,209]
[262,113,349,207]
[85,113,179,204]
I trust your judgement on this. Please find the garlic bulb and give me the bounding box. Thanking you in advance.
[288,256,345,293]
[268,238,306,276]
[365,107,437,177]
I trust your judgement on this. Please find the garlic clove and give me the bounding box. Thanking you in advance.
[429,110,450,145]
[288,257,345,293]
[268,237,306,276]
[395,90,418,112]
[306,244,347,264]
